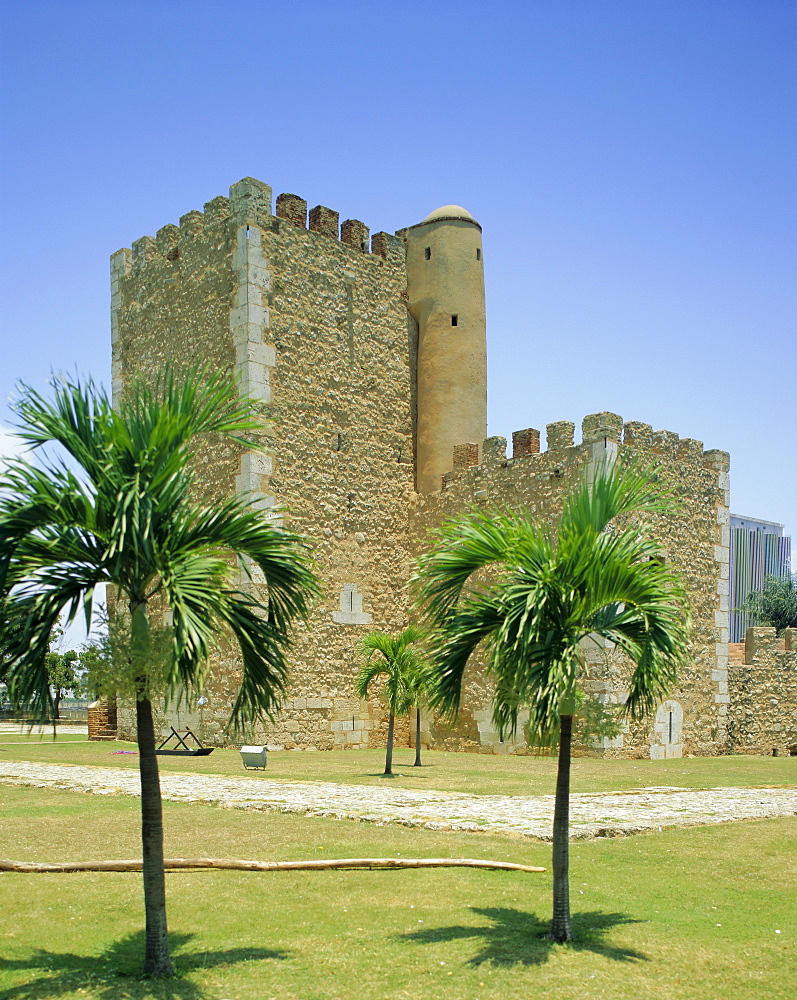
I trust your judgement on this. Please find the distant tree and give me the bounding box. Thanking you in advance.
[0,369,320,977]
[78,604,173,705]
[744,574,797,635]
[414,462,690,943]
[355,626,427,775]
[45,641,79,718]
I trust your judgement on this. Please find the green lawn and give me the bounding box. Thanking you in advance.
[1,733,795,797]
[0,784,794,1000]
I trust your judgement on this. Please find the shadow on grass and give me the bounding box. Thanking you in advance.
[400,907,648,967]
[0,930,290,999]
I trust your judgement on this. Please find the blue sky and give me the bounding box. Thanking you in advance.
[1,0,795,562]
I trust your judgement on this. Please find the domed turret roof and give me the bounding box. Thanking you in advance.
[422,205,477,224]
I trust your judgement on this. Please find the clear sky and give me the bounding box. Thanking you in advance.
[1,0,795,561]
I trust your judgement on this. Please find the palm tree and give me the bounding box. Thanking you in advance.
[0,370,320,976]
[413,462,690,943]
[405,653,432,767]
[355,626,427,775]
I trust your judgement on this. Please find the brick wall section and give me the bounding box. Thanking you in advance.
[308,205,339,240]
[370,232,393,259]
[340,219,369,253]
[727,627,797,754]
[452,443,479,470]
[512,427,540,458]
[276,193,307,228]
[88,699,117,740]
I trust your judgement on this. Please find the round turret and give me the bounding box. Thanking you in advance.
[405,205,487,494]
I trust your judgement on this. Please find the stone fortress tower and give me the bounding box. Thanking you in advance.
[404,206,487,494]
[111,176,796,759]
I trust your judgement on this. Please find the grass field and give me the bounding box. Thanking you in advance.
[0,783,795,1000]
[1,734,795,797]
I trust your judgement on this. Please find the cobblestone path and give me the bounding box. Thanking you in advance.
[2,760,796,840]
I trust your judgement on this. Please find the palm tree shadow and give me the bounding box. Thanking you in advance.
[400,907,648,967]
[0,930,290,999]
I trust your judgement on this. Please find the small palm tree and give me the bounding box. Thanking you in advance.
[413,462,690,943]
[405,654,432,767]
[355,626,427,775]
[0,370,320,976]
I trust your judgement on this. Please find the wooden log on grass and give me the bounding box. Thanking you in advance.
[0,857,545,874]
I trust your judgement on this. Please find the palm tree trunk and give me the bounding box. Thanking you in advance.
[384,712,395,775]
[414,706,422,766]
[549,713,574,943]
[136,695,174,976]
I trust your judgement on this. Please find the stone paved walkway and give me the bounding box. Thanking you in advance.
[2,760,796,840]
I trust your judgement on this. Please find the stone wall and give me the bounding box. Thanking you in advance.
[410,412,731,758]
[727,627,797,755]
[113,178,418,749]
[112,176,733,759]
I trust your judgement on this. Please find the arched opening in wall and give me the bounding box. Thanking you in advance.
[650,699,683,759]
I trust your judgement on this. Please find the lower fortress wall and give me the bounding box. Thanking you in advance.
[118,410,737,761]
[727,628,797,756]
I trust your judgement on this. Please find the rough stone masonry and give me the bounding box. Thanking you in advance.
[111,177,796,759]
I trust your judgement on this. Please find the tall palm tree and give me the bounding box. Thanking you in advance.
[355,626,427,775]
[0,370,320,976]
[413,462,690,943]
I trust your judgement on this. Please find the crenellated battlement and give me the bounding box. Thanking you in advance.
[440,411,730,491]
[115,177,407,271]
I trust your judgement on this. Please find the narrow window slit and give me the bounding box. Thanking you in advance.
[451,314,458,326]
[476,248,481,260]
[424,247,431,260]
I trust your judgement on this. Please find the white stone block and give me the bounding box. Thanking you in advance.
[717,681,728,695]
[231,321,270,345]
[247,264,271,289]
[230,302,268,329]
[240,452,273,479]
[235,341,276,367]
[714,694,730,704]
[711,669,728,682]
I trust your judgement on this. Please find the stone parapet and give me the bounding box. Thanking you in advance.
[727,628,797,755]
